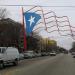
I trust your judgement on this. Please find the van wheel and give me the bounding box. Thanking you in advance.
[13,59,18,66]
[0,62,4,69]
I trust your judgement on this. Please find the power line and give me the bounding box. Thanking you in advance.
[0,5,75,7]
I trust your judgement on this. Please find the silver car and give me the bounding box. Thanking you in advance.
[50,52,56,56]
[24,51,35,58]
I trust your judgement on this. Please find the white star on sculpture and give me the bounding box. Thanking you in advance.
[28,16,35,26]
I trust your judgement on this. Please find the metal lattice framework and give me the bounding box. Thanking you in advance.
[25,6,75,39]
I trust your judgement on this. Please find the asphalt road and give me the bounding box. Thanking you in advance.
[0,53,75,75]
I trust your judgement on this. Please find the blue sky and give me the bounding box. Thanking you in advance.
[0,0,75,50]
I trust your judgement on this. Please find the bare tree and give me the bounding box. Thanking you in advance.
[0,8,8,19]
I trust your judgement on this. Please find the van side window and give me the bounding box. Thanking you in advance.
[0,48,1,53]
[2,48,6,53]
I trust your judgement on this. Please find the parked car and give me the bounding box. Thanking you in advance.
[41,52,46,56]
[24,51,35,58]
[19,53,24,60]
[0,47,19,69]
[34,52,41,57]
[71,52,75,58]
[73,55,75,58]
[50,51,56,56]
[71,52,75,55]
[41,52,49,56]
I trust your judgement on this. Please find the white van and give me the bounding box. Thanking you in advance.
[0,47,19,69]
